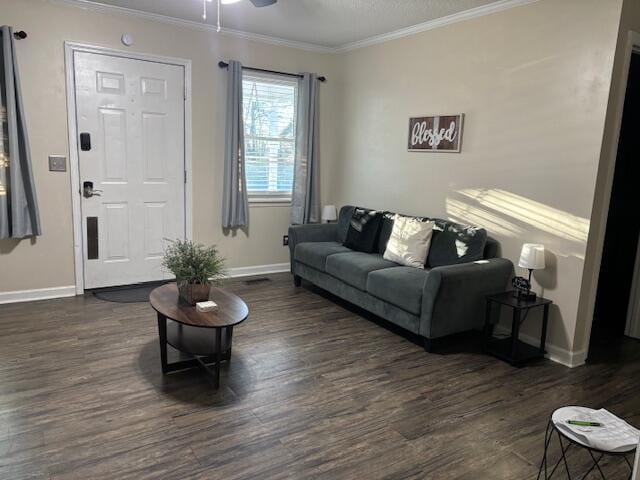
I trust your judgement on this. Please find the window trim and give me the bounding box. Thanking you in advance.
[248,193,292,206]
[242,70,297,204]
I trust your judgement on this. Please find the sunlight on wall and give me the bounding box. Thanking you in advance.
[457,188,589,244]
[446,198,524,238]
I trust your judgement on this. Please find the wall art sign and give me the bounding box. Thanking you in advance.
[407,114,464,153]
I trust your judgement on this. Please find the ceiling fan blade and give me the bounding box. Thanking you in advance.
[249,0,277,6]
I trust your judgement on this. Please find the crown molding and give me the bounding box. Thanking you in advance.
[49,0,335,53]
[51,0,540,54]
[334,0,541,53]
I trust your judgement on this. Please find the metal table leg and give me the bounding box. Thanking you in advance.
[537,418,636,479]
[510,307,521,365]
[537,419,553,480]
[540,303,550,354]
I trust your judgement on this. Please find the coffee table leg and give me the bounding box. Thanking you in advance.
[226,326,233,361]
[157,313,168,374]
[214,328,222,388]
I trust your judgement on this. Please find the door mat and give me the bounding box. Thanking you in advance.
[92,281,168,303]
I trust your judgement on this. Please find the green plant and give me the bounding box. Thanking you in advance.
[162,239,226,287]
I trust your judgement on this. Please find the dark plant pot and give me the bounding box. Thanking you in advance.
[178,283,211,306]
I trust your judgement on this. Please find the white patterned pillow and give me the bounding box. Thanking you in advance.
[383,215,435,269]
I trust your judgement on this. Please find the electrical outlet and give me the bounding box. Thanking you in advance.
[283,235,289,246]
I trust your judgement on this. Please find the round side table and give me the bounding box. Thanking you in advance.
[537,407,637,479]
[149,283,248,388]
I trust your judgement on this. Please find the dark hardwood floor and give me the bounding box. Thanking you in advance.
[0,273,638,479]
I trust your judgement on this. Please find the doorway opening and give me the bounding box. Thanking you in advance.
[589,51,640,360]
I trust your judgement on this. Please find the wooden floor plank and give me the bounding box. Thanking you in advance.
[0,272,638,479]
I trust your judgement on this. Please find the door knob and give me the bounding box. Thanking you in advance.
[83,181,103,198]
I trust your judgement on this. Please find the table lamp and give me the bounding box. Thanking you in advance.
[322,205,337,223]
[517,243,545,300]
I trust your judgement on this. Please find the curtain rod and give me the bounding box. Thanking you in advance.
[217,61,326,82]
[13,31,27,40]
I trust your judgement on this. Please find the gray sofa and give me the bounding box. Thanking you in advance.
[288,206,513,351]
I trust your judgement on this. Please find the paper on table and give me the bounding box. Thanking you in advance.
[553,406,640,453]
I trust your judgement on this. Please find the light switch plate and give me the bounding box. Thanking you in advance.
[49,155,67,172]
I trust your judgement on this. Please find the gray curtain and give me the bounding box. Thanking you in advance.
[221,60,248,229]
[0,26,40,239]
[291,73,321,225]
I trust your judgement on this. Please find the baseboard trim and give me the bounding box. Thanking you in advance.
[0,286,77,305]
[0,264,291,305]
[227,263,290,278]
[494,325,587,368]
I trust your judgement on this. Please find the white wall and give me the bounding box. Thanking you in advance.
[330,0,622,360]
[0,0,630,365]
[0,0,339,293]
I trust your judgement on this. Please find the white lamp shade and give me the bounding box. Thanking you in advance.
[322,205,337,222]
[519,243,545,270]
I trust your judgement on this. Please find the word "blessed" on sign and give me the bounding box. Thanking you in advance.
[407,114,464,153]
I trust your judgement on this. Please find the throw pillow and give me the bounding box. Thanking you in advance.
[426,219,487,267]
[377,211,431,254]
[383,215,435,269]
[343,208,382,253]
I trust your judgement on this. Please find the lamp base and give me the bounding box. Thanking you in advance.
[514,290,537,301]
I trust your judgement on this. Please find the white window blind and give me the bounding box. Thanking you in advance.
[242,72,297,200]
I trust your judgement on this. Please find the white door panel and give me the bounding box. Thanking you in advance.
[74,52,185,289]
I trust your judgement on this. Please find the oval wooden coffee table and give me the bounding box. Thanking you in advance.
[149,283,248,388]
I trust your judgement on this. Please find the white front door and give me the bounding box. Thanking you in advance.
[74,51,185,289]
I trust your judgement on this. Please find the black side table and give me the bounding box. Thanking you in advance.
[484,291,552,366]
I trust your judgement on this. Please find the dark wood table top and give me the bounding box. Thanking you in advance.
[149,283,248,329]
[486,290,552,309]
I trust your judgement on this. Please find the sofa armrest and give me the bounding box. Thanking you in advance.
[420,258,513,339]
[288,223,339,271]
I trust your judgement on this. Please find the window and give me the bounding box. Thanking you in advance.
[242,72,297,202]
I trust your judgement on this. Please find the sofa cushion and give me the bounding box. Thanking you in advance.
[326,252,398,291]
[366,267,429,315]
[427,219,488,267]
[294,242,352,272]
[343,208,382,253]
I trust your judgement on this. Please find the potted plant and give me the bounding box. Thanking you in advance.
[162,239,227,306]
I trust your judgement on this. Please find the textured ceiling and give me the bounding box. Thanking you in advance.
[82,0,504,48]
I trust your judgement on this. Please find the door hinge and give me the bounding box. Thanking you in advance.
[184,170,187,183]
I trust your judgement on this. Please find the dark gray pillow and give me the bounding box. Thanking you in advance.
[427,219,487,267]
[337,205,356,243]
[376,212,395,253]
[343,208,382,253]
